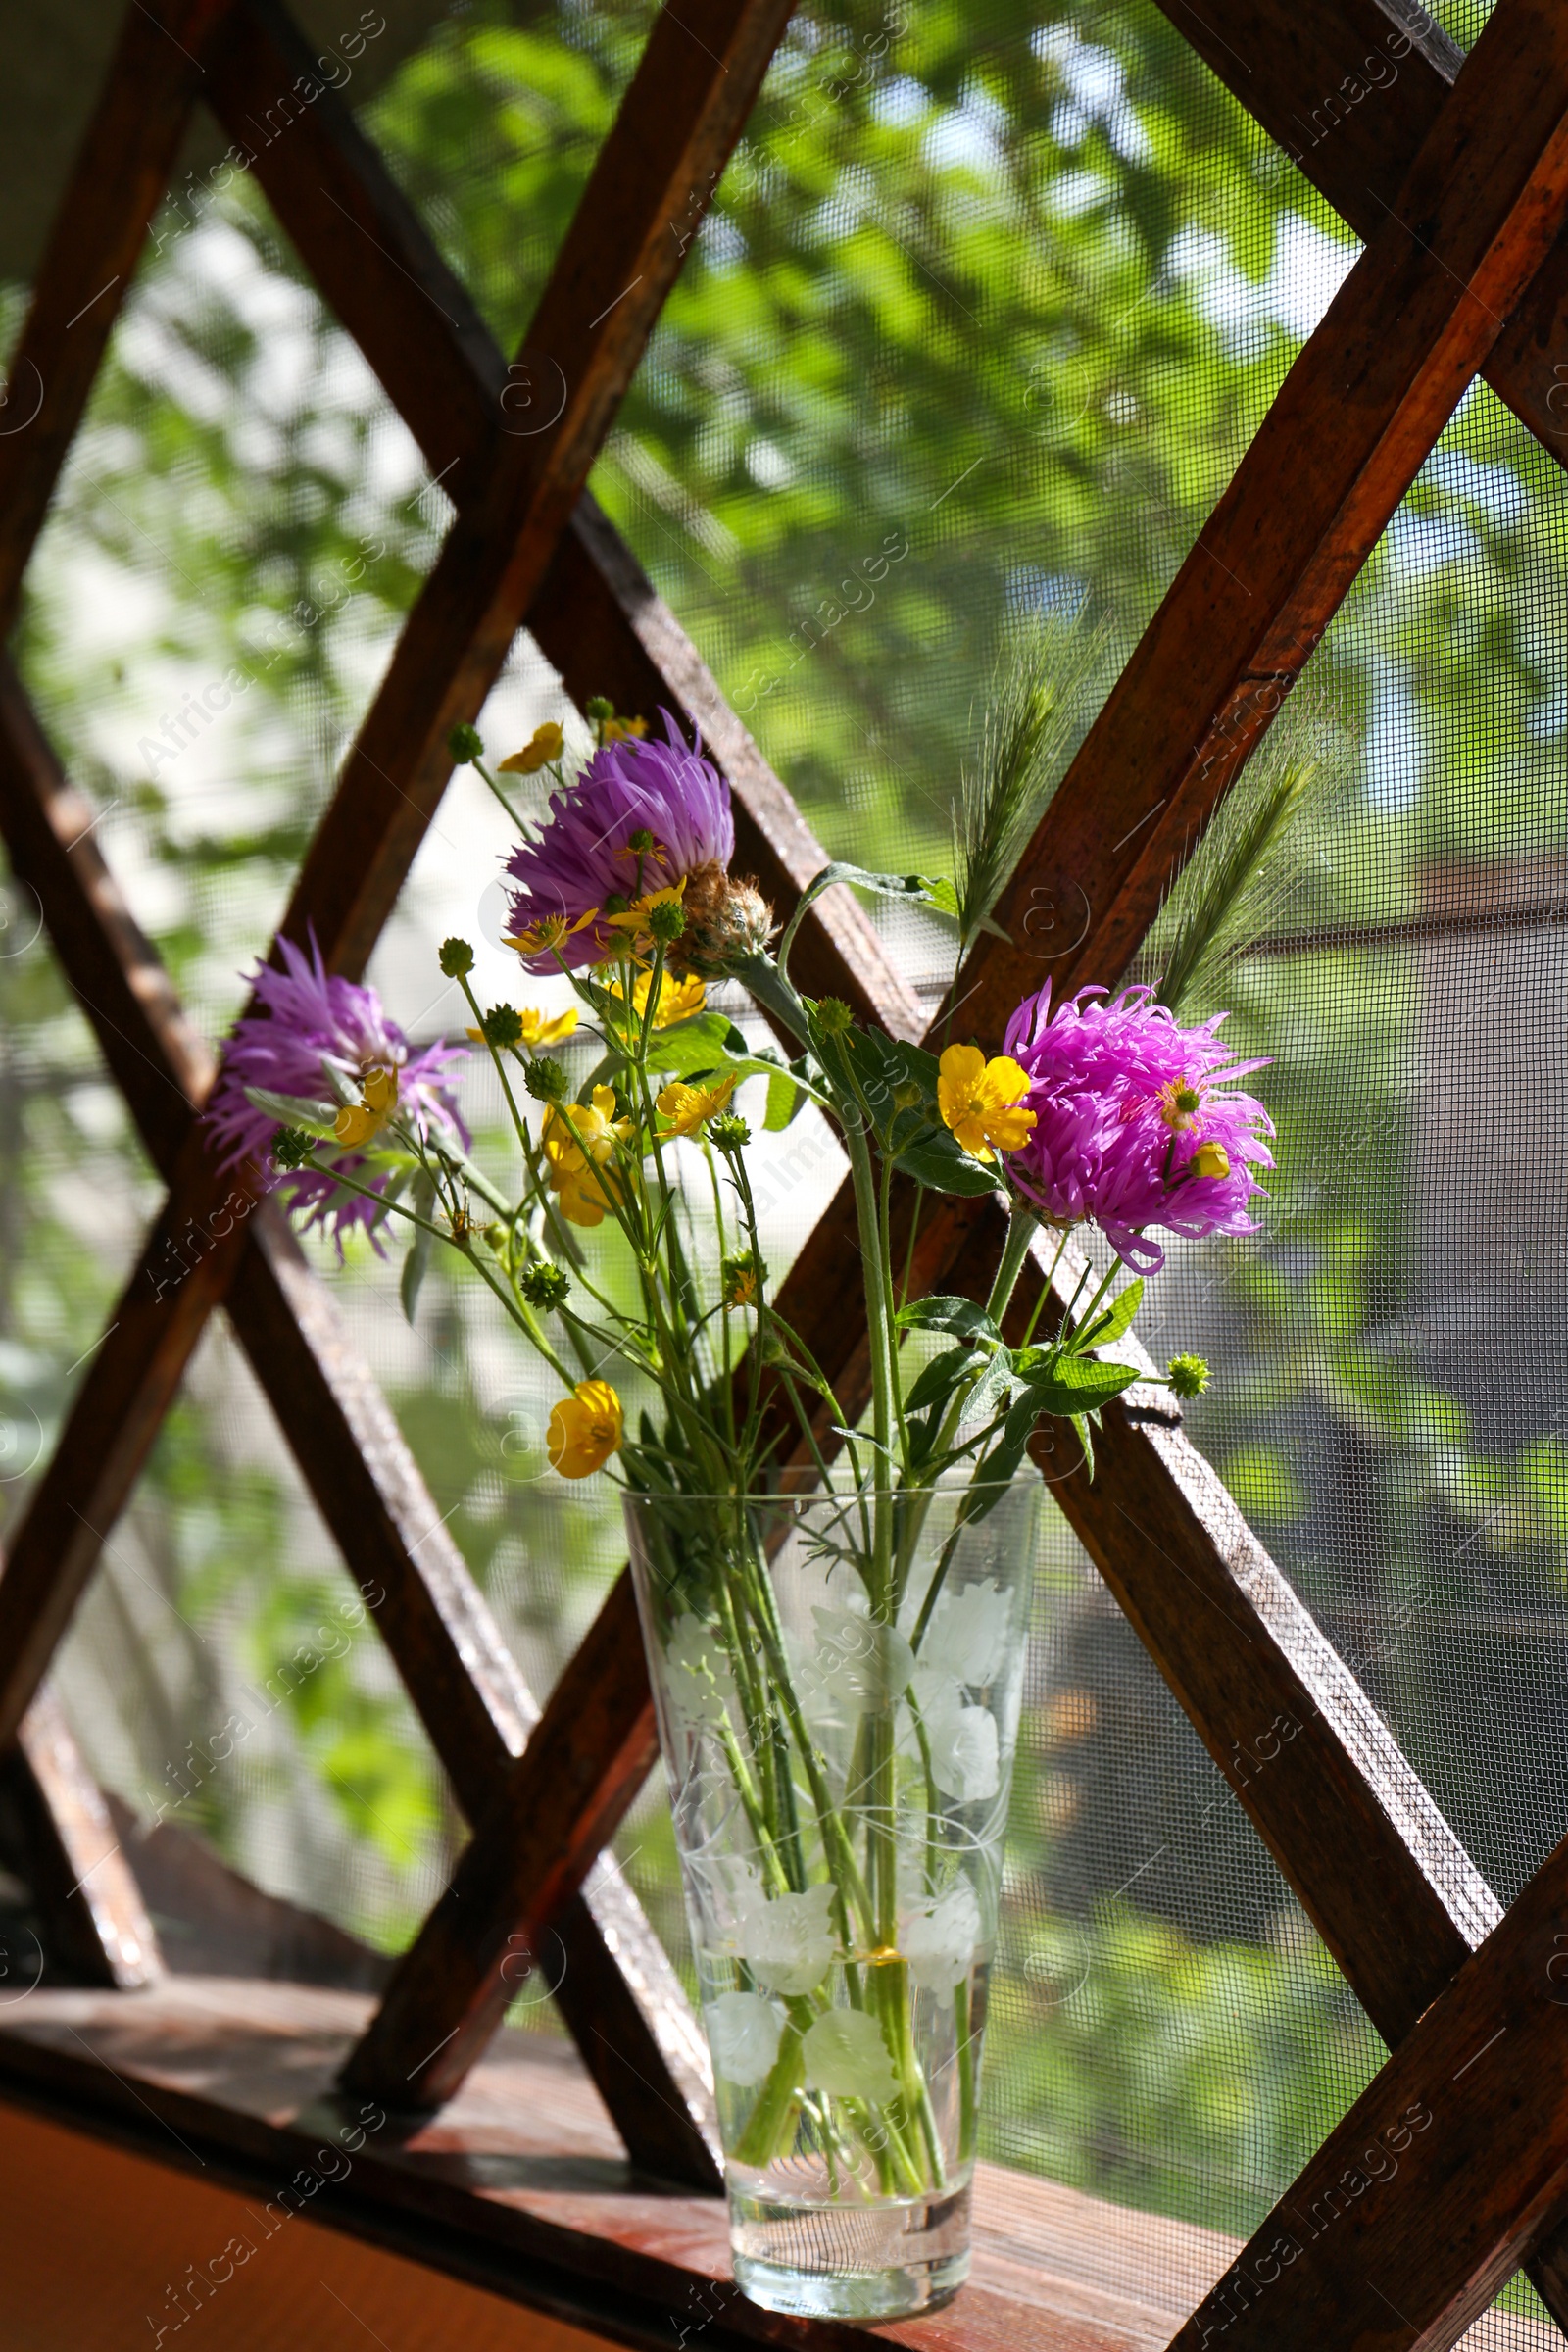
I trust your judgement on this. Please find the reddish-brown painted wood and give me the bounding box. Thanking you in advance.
[0,0,233,632]
[341,1569,667,2115]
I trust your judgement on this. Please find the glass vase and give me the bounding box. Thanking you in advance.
[623,1474,1041,2321]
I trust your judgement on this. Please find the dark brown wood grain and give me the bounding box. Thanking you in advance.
[0,659,716,2183]
[341,1569,665,2114]
[0,0,233,633]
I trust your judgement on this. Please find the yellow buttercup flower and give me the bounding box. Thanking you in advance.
[547,1379,623,1478]
[936,1045,1036,1162]
[520,1005,578,1049]
[604,716,648,743]
[505,908,598,958]
[498,721,564,775]
[657,1075,735,1138]
[334,1065,399,1148]
[543,1087,633,1227]
[1189,1140,1231,1181]
[609,968,707,1029]
[604,880,687,956]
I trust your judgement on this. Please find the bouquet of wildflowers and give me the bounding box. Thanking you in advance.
[210,688,1272,2243]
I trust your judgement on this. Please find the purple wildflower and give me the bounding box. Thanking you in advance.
[1003,982,1273,1273]
[503,709,734,972]
[207,934,467,1247]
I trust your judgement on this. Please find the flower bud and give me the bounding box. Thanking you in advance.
[481,1004,524,1050]
[439,936,475,977]
[627,827,656,855]
[524,1056,569,1102]
[519,1259,571,1310]
[648,896,687,946]
[584,696,614,723]
[447,723,484,764]
[271,1126,318,1170]
[669,862,775,980]
[1167,1353,1209,1398]
[815,997,854,1037]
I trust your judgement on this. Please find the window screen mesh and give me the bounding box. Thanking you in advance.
[0,0,1558,2337]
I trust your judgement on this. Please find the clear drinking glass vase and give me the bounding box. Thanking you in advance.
[624,1474,1041,2321]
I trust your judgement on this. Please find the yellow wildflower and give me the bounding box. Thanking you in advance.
[1189,1140,1231,1181]
[604,716,649,743]
[498,721,564,774]
[604,880,687,957]
[657,1075,736,1138]
[334,1065,398,1148]
[520,1005,578,1049]
[609,968,707,1029]
[936,1045,1036,1162]
[547,1379,623,1478]
[506,908,598,958]
[543,1087,633,1227]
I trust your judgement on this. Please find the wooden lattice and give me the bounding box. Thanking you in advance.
[2,0,1568,2341]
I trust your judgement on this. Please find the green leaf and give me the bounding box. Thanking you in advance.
[764,1064,806,1130]
[1075,1277,1145,1354]
[1021,1356,1143,1416]
[897,1295,1002,1345]
[904,1344,976,1417]
[242,1085,341,1140]
[892,1133,1001,1198]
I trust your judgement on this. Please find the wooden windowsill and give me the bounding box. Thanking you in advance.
[0,1978,1236,2351]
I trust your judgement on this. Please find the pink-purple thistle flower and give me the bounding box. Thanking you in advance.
[503,710,735,973]
[207,934,467,1247]
[1003,982,1273,1273]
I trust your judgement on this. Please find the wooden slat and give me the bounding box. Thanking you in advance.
[3,1689,162,1989]
[205,0,919,1039]
[341,1569,659,2109]
[1172,1824,1568,2350]
[0,0,234,631]
[0,659,716,2181]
